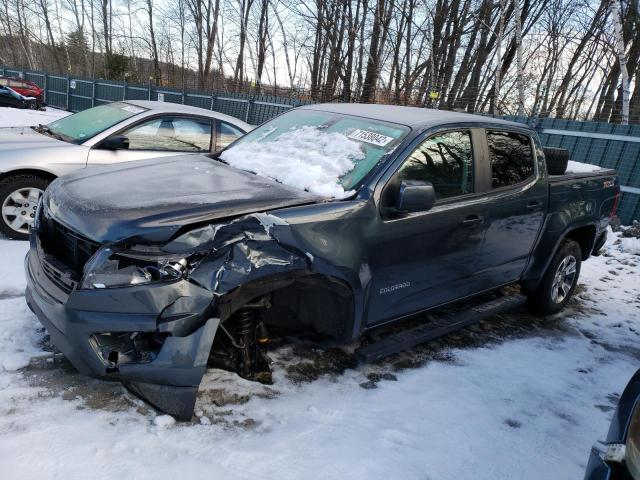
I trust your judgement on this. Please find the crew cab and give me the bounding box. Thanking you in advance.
[24,104,620,419]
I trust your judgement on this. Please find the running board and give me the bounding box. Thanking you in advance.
[355,293,527,363]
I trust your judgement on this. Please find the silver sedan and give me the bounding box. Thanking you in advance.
[0,100,251,239]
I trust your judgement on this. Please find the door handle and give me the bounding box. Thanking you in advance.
[526,201,542,210]
[462,214,484,226]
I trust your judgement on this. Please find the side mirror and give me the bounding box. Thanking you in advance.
[101,135,130,150]
[396,180,436,212]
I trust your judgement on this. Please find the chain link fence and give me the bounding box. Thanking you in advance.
[1,66,639,225]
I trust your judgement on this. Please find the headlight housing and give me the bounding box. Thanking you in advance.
[80,247,188,289]
[627,402,640,480]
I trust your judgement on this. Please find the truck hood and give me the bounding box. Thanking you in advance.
[45,155,321,243]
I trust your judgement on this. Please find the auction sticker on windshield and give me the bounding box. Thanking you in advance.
[348,129,395,147]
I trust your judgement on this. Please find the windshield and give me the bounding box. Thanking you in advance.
[47,102,147,144]
[219,109,409,198]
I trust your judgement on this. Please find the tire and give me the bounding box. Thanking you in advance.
[523,239,582,315]
[0,174,51,240]
[544,147,570,175]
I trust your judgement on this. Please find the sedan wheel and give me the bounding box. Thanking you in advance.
[1,187,43,236]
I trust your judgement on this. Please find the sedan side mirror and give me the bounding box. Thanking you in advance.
[101,135,130,150]
[397,180,436,212]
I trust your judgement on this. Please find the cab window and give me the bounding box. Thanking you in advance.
[487,130,534,188]
[397,130,474,200]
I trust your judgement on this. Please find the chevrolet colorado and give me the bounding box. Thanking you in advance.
[25,103,620,419]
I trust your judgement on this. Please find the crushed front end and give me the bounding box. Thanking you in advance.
[24,203,311,420]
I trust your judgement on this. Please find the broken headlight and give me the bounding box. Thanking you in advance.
[80,247,188,289]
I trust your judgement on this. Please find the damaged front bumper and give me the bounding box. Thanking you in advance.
[25,249,219,420]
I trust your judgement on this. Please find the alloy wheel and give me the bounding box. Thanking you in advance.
[551,255,577,304]
[1,187,43,236]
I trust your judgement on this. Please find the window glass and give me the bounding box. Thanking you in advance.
[397,130,474,200]
[48,102,146,144]
[221,109,409,191]
[217,121,245,149]
[487,130,534,188]
[122,117,212,151]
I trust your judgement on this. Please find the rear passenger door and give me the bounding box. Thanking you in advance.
[472,129,548,293]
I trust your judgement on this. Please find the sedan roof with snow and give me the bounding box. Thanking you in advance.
[125,100,250,128]
[302,103,527,129]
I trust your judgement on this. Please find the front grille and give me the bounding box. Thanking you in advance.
[41,258,78,293]
[39,218,100,283]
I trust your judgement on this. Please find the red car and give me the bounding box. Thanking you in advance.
[0,76,45,107]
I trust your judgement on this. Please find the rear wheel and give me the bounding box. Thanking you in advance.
[523,239,582,315]
[0,174,50,240]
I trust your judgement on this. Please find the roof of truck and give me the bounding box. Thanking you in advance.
[302,103,527,129]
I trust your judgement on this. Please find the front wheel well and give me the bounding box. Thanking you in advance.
[0,169,57,185]
[564,225,597,260]
[217,273,356,342]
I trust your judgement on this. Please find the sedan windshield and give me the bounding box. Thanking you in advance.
[47,102,147,144]
[219,109,409,198]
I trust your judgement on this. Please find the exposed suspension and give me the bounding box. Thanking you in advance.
[211,300,272,384]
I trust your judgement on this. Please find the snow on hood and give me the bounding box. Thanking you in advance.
[220,126,365,198]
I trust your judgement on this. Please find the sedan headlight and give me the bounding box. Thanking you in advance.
[627,403,640,480]
[80,247,188,289]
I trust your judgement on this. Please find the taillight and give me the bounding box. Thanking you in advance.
[610,191,620,218]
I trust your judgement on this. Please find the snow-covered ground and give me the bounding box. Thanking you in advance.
[1,230,639,480]
[1,106,640,479]
[0,106,70,128]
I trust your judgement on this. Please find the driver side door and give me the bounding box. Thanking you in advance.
[366,128,489,326]
[86,116,214,165]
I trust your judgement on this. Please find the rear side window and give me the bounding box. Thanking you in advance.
[487,130,534,188]
[397,130,474,200]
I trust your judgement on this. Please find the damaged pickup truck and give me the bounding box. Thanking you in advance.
[25,103,620,419]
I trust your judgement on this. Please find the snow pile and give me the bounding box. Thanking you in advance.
[0,239,30,297]
[220,126,364,198]
[0,239,41,371]
[620,236,640,255]
[566,160,603,173]
[0,298,43,371]
[0,106,70,128]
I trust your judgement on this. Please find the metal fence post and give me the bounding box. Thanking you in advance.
[182,89,185,104]
[91,80,96,107]
[43,73,48,104]
[123,78,127,101]
[245,99,253,123]
[148,79,152,101]
[210,94,214,111]
[66,75,71,111]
